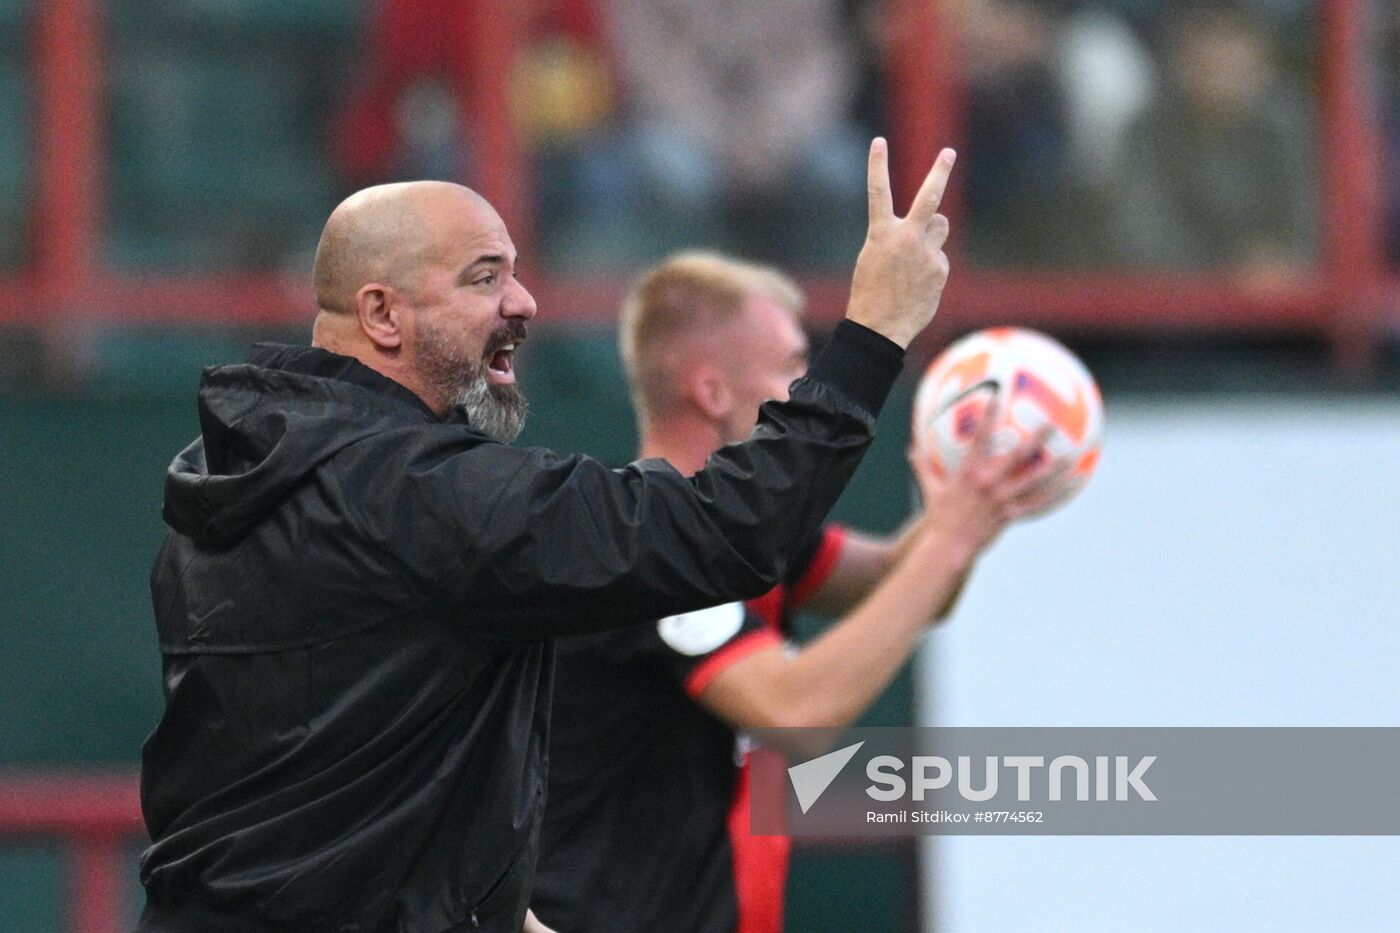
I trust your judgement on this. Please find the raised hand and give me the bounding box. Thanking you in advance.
[845,139,956,349]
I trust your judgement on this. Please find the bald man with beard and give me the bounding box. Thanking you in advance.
[137,142,956,932]
[311,182,533,440]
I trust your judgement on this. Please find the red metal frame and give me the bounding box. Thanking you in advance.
[1317,0,1390,368]
[31,0,102,305]
[0,772,143,933]
[467,0,530,251]
[887,0,960,217]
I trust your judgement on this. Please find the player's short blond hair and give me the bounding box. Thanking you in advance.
[619,251,804,420]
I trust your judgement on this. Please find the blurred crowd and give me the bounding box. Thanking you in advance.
[16,0,1397,277]
[330,0,882,270]
[958,0,1319,283]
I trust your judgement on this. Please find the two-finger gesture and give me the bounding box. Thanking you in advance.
[846,139,957,349]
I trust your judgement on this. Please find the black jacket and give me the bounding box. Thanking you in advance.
[137,322,902,932]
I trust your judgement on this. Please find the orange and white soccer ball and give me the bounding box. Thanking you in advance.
[912,327,1104,516]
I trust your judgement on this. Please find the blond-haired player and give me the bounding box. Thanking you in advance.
[533,251,1058,933]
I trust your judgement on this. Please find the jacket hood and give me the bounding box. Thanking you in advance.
[163,344,437,547]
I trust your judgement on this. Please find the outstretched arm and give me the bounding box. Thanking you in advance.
[378,143,963,640]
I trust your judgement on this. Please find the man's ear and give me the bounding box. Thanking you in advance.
[686,362,732,422]
[355,284,402,351]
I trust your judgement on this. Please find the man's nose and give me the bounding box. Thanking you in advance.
[504,276,538,320]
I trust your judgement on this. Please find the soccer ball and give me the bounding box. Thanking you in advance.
[912,327,1104,516]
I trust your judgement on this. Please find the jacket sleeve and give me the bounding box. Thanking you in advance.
[394,322,901,640]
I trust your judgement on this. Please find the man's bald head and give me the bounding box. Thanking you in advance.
[307,180,536,439]
[312,181,494,315]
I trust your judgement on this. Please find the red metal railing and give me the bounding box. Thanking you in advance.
[1,0,1392,368]
[30,0,102,297]
[0,772,143,933]
[1317,0,1390,368]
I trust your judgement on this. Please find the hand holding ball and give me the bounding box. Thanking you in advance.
[912,327,1104,517]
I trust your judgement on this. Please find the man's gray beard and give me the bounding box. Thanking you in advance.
[417,325,528,443]
[448,370,528,443]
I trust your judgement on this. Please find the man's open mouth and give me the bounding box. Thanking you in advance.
[484,323,528,386]
[485,344,515,384]
[486,332,526,385]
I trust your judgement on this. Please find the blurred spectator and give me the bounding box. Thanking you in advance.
[331,0,479,189]
[1054,3,1155,189]
[1109,3,1316,281]
[516,2,634,268]
[332,0,609,184]
[845,0,894,143]
[960,0,1103,266]
[334,0,870,271]
[570,0,868,267]
[332,0,630,277]
[332,0,877,270]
